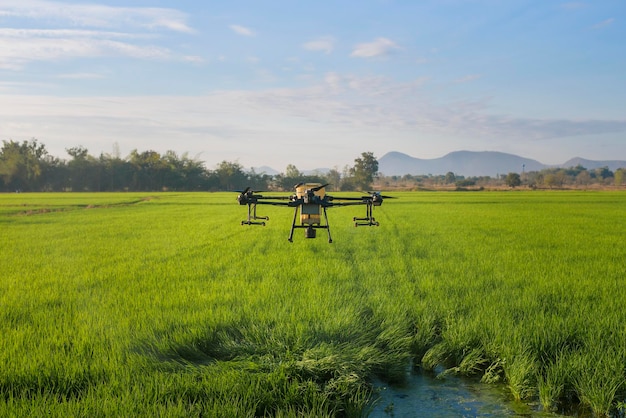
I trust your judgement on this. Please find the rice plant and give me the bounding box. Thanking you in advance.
[1,191,625,416]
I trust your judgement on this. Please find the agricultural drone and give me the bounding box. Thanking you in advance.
[236,183,394,243]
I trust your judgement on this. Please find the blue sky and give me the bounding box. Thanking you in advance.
[1,0,625,171]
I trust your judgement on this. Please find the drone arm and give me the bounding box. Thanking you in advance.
[253,200,293,206]
[324,200,371,207]
[325,199,382,226]
[255,195,291,200]
[326,196,365,202]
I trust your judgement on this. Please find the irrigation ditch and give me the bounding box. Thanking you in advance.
[369,369,557,417]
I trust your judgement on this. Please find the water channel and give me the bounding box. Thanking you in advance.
[368,369,565,417]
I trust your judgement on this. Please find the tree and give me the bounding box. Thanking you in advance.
[543,173,555,188]
[0,139,48,191]
[100,152,131,191]
[351,152,379,190]
[594,166,613,180]
[129,150,167,190]
[244,168,271,192]
[274,164,325,190]
[66,146,89,160]
[615,169,624,186]
[66,146,100,191]
[505,172,521,188]
[444,172,456,184]
[576,170,592,186]
[324,168,342,191]
[275,164,301,190]
[284,164,301,178]
[214,160,246,191]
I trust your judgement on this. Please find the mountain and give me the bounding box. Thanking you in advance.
[303,168,331,175]
[378,151,545,177]
[561,158,626,172]
[251,166,279,175]
[252,152,626,178]
[378,151,626,177]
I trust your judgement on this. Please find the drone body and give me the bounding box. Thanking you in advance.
[236,183,394,243]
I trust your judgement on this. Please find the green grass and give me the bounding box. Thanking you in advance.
[1,191,625,417]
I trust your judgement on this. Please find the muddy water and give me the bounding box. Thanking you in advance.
[368,370,559,417]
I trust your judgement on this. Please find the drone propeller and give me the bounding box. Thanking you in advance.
[236,187,267,194]
[366,191,396,199]
[293,183,329,192]
[311,183,330,192]
[236,186,264,205]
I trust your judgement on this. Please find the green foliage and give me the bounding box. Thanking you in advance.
[0,142,214,192]
[537,359,566,413]
[214,160,247,191]
[505,172,521,188]
[0,139,48,191]
[274,164,326,191]
[1,191,625,416]
[615,169,624,186]
[350,152,379,190]
[0,140,384,192]
[503,349,536,401]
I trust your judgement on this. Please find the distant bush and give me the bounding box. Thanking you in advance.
[455,179,476,187]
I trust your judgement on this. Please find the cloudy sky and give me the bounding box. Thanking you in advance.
[1,0,624,171]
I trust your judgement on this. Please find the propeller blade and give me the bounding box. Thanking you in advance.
[236,187,268,194]
[367,191,396,199]
[312,183,330,192]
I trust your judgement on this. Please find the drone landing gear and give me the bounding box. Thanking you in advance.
[241,203,268,226]
[353,203,379,227]
[288,207,333,243]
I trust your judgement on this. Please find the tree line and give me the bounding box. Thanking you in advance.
[0,139,379,192]
[3,139,623,193]
[378,165,625,190]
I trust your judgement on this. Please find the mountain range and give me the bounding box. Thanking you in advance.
[252,151,626,178]
[378,151,626,177]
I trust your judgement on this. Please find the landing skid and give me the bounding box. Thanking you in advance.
[353,203,379,226]
[241,203,268,226]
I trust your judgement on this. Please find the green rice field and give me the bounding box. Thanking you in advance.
[1,191,625,417]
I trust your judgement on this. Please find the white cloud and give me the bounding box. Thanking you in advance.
[230,24,256,37]
[591,18,615,29]
[0,0,193,32]
[303,36,335,54]
[0,81,55,93]
[351,37,399,58]
[2,77,625,168]
[0,1,192,70]
[0,29,170,69]
[0,28,154,39]
[183,55,205,63]
[324,72,342,92]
